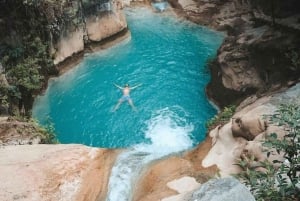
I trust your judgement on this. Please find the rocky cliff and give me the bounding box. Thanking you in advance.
[132,1,300,200]
[169,0,300,108]
[211,0,300,107]
[0,0,127,66]
[49,0,127,65]
[0,0,300,200]
[0,0,127,115]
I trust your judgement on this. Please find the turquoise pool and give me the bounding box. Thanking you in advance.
[32,8,224,149]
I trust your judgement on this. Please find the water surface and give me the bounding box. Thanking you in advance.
[33,8,223,149]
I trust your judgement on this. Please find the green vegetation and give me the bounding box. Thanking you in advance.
[206,105,236,130]
[0,0,88,116]
[0,1,60,142]
[3,116,58,144]
[236,104,300,201]
[0,0,57,116]
[0,84,9,109]
[285,49,300,72]
[35,119,58,144]
[3,36,52,90]
[1,35,54,116]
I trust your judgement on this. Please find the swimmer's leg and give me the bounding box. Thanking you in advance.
[113,100,123,112]
[128,99,137,112]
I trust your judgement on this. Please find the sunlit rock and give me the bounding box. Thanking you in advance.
[203,83,300,176]
[0,144,119,201]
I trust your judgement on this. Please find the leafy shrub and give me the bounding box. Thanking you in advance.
[206,105,236,130]
[33,118,58,144]
[0,84,9,108]
[236,104,300,201]
[7,57,44,91]
[1,34,54,116]
[285,49,300,71]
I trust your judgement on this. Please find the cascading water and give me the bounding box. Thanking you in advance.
[32,7,224,200]
[106,107,193,201]
[152,1,168,12]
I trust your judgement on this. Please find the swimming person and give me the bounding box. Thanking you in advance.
[113,83,142,111]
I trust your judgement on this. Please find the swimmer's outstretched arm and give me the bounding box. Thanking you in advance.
[130,83,142,90]
[113,83,123,89]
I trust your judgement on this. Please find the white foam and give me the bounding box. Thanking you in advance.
[106,107,194,201]
[137,107,194,155]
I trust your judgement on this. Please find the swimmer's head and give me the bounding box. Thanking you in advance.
[125,84,129,87]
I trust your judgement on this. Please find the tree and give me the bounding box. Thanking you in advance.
[2,35,53,116]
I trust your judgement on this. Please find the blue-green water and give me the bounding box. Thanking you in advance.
[32,8,223,149]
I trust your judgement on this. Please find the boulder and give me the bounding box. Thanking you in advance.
[202,122,247,176]
[231,115,268,140]
[186,177,255,201]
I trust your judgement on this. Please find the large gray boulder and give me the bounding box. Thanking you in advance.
[186,177,255,201]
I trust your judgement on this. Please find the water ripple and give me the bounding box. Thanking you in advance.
[32,7,224,150]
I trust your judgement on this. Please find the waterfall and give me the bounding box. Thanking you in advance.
[106,107,194,201]
[152,1,168,12]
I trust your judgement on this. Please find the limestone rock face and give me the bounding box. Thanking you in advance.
[202,83,300,176]
[86,12,127,42]
[53,29,85,65]
[186,177,255,201]
[231,115,268,140]
[0,0,127,66]
[174,0,300,107]
[0,0,129,113]
[0,144,119,201]
[50,0,127,65]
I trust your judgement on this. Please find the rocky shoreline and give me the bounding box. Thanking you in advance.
[0,0,300,200]
[131,0,300,200]
[55,27,130,76]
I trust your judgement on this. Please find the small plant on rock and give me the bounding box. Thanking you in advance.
[206,105,236,130]
[31,117,58,144]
